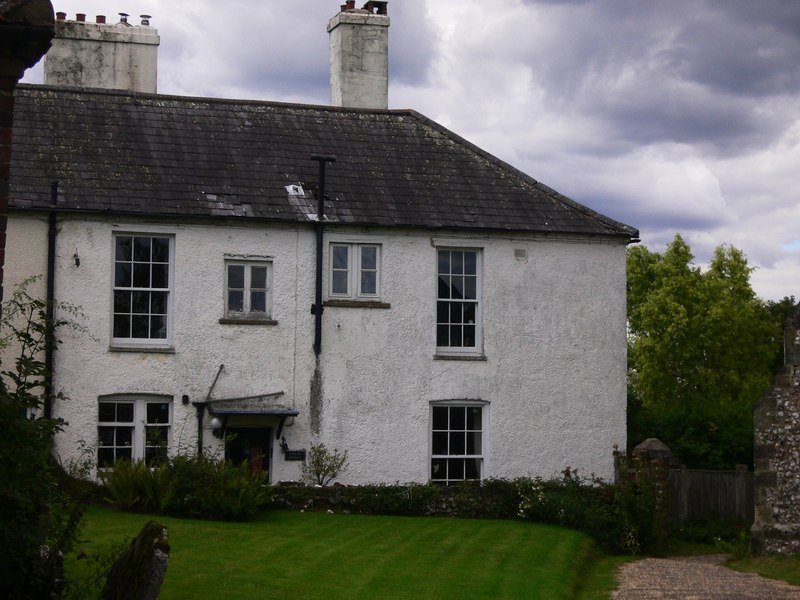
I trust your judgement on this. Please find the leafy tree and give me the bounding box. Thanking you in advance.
[0,279,86,599]
[627,235,792,469]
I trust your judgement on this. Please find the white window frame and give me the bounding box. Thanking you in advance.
[97,395,172,468]
[224,259,274,319]
[430,401,487,485]
[111,233,174,348]
[328,242,382,300]
[435,247,483,355]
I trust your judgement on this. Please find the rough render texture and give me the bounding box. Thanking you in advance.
[44,19,159,93]
[752,307,800,554]
[4,212,628,484]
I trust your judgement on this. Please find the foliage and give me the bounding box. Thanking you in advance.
[518,460,666,555]
[627,235,792,468]
[101,454,270,521]
[301,443,349,486]
[0,279,87,599]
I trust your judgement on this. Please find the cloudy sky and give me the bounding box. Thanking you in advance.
[22,0,800,301]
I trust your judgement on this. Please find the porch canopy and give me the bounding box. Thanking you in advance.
[206,391,299,438]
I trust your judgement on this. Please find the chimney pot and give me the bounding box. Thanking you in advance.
[76,13,86,22]
[140,14,151,26]
[56,11,66,20]
[96,15,106,24]
[119,12,129,25]
[346,1,355,9]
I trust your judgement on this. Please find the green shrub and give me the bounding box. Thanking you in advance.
[517,463,667,555]
[160,454,270,521]
[100,459,167,513]
[301,444,348,486]
[100,454,270,521]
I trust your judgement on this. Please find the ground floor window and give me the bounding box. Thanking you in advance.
[431,404,483,484]
[97,396,171,467]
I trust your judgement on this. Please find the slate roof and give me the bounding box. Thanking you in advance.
[10,85,638,240]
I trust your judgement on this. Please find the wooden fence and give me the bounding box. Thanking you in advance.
[666,465,753,524]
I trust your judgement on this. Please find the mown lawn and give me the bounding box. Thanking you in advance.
[69,506,613,600]
[727,554,800,587]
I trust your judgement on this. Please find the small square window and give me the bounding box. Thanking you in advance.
[224,261,273,319]
[329,243,381,300]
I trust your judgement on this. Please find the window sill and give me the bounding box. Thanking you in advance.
[219,317,279,326]
[109,345,175,354]
[324,299,391,309]
[433,353,487,361]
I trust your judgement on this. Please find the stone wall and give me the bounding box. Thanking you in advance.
[752,307,800,554]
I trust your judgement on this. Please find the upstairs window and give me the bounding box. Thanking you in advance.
[225,261,273,319]
[436,248,481,352]
[112,234,173,346]
[330,243,381,299]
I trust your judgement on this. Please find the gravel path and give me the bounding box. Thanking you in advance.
[612,554,800,599]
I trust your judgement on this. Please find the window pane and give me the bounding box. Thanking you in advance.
[450,324,462,347]
[151,237,170,262]
[147,402,170,424]
[432,407,448,430]
[97,448,115,467]
[116,426,133,446]
[133,237,151,262]
[361,246,377,270]
[117,403,134,422]
[467,432,482,455]
[98,426,115,446]
[438,276,451,299]
[451,276,464,299]
[146,425,167,446]
[132,315,149,338]
[115,263,131,287]
[463,325,476,347]
[115,236,132,261]
[332,270,348,294]
[464,276,476,300]
[467,407,482,430]
[332,246,349,269]
[437,301,449,324]
[117,447,132,461]
[465,458,481,480]
[152,264,168,289]
[228,265,244,289]
[452,252,464,275]
[432,431,448,455]
[150,316,167,339]
[437,250,450,275]
[228,290,244,312]
[98,403,116,422]
[251,266,267,289]
[450,302,462,324]
[150,292,168,315]
[360,271,376,295]
[448,458,465,480]
[436,324,449,347]
[133,263,150,288]
[113,315,130,338]
[114,290,131,313]
[464,251,477,275]
[431,458,447,480]
[449,407,465,430]
[450,432,466,455]
[463,303,476,324]
[132,291,149,314]
[250,291,266,312]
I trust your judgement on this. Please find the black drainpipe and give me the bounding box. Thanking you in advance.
[44,181,58,419]
[310,155,336,356]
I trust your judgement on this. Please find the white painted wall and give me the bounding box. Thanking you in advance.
[4,212,628,483]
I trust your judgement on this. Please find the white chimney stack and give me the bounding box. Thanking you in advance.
[327,1,389,110]
[44,12,159,93]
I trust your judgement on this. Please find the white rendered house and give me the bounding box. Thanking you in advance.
[5,3,638,484]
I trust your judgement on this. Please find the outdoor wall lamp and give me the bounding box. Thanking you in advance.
[210,416,224,439]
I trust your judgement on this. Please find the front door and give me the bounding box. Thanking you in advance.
[225,427,272,477]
